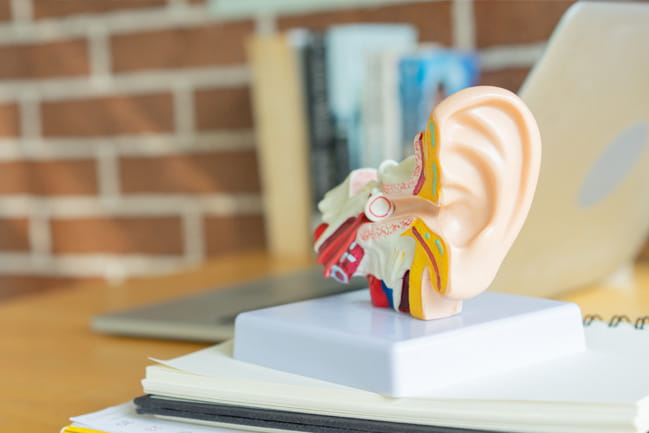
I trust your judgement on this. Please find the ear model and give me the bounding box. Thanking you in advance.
[401,86,542,319]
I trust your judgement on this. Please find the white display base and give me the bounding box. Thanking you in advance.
[233,290,585,397]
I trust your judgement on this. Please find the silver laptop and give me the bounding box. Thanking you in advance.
[492,1,649,296]
[93,1,649,341]
[92,267,367,341]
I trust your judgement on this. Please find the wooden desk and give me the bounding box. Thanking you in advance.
[0,250,311,432]
[1,250,647,432]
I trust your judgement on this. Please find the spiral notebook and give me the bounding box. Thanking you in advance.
[139,317,649,433]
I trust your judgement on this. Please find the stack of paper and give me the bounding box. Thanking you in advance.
[63,322,649,433]
[136,323,649,433]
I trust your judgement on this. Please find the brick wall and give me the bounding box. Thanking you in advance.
[0,0,583,293]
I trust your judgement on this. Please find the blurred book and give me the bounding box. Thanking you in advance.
[361,48,409,167]
[300,26,478,207]
[246,25,478,256]
[303,31,338,213]
[247,31,313,258]
[325,24,418,172]
[398,48,479,156]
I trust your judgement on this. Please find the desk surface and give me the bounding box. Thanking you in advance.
[1,250,648,432]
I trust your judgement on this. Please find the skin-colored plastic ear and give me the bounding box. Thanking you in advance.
[315,86,541,320]
[424,86,542,298]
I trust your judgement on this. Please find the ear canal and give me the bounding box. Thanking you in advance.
[425,86,542,300]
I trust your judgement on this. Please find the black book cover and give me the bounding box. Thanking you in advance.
[304,31,339,209]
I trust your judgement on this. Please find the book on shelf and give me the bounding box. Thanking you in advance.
[302,24,419,215]
[361,48,408,168]
[397,47,479,157]
[247,24,479,258]
[247,31,313,259]
[303,31,338,213]
[324,24,418,173]
[137,317,649,433]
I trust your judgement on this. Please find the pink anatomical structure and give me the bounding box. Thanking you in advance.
[314,86,542,320]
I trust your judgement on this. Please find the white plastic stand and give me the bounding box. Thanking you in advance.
[233,290,585,397]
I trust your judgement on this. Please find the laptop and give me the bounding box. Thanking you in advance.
[491,0,649,296]
[92,268,367,342]
[93,1,649,341]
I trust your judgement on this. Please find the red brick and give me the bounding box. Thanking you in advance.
[0,218,30,251]
[474,1,575,48]
[33,0,166,19]
[41,93,174,137]
[0,39,89,80]
[204,214,265,257]
[50,217,183,255]
[120,152,260,194]
[278,2,452,45]
[480,67,531,93]
[194,87,253,131]
[0,275,102,300]
[0,0,11,21]
[0,103,20,137]
[111,20,254,73]
[0,160,98,196]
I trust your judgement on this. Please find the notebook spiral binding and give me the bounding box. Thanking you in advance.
[583,314,649,329]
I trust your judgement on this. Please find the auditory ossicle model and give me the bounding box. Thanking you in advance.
[314,86,542,320]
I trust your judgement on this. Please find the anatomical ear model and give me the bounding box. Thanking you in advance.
[314,86,542,320]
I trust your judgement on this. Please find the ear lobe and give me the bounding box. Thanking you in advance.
[428,86,541,299]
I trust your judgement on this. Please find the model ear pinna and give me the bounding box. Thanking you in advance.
[314,86,542,320]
